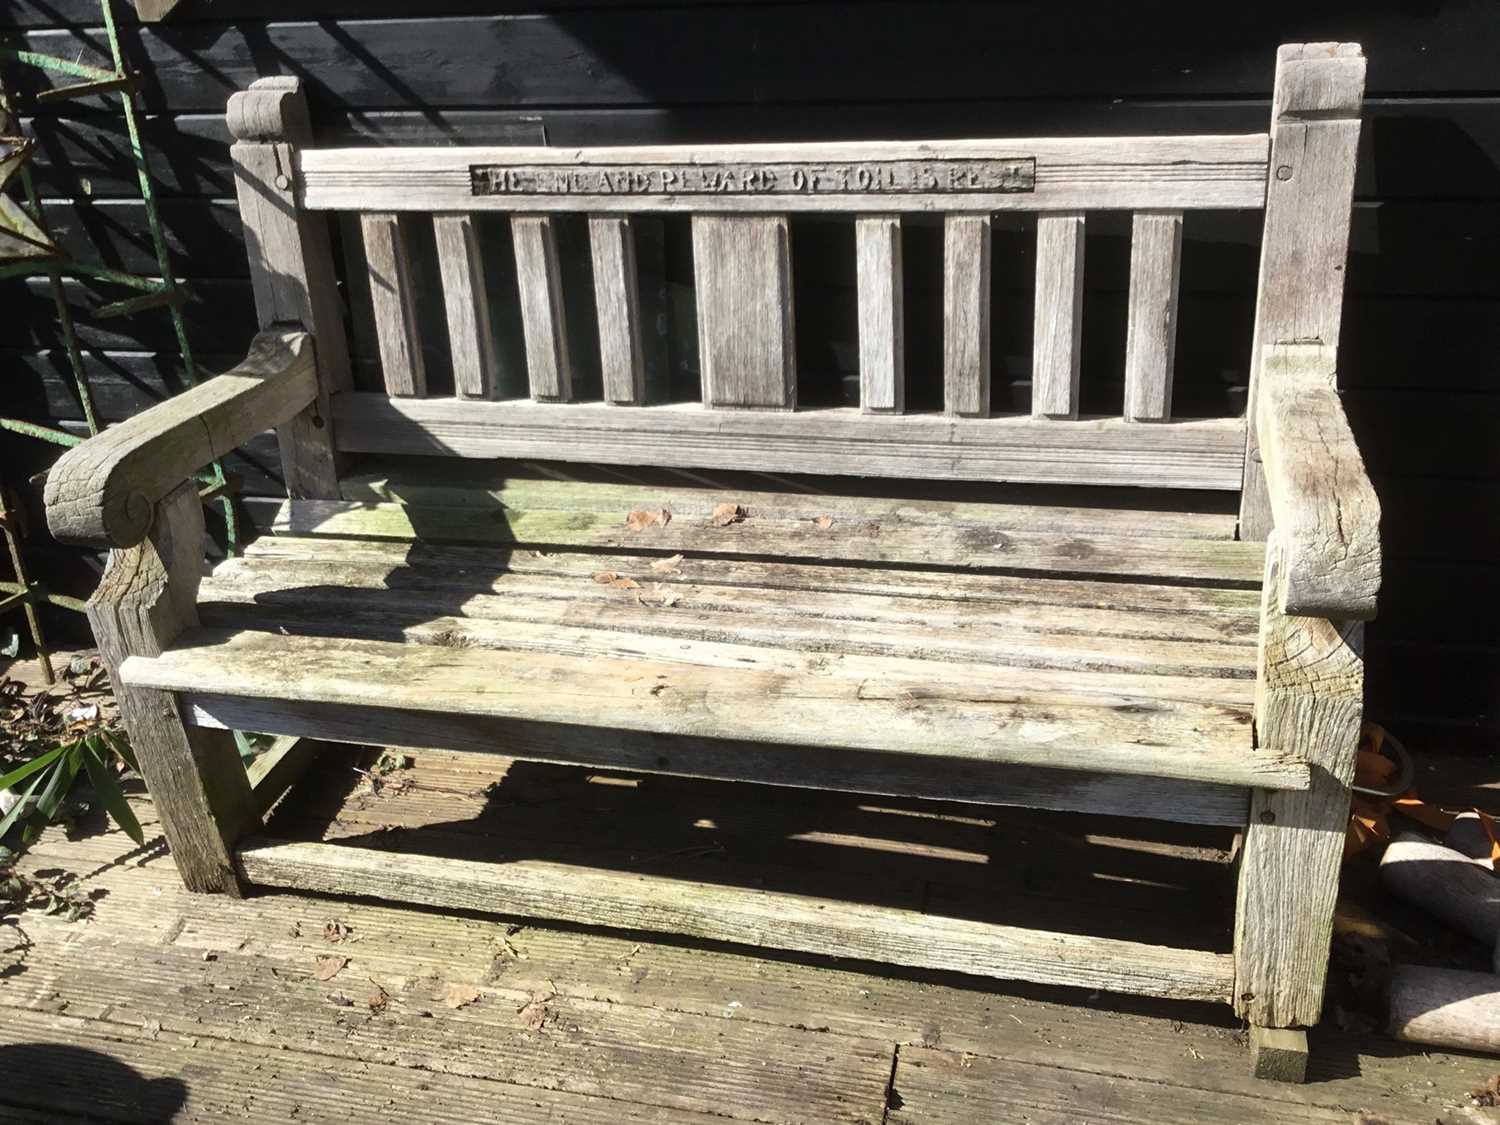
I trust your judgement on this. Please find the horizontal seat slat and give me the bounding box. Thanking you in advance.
[266,497,1264,584]
[295,134,1270,213]
[237,838,1237,1001]
[206,551,1259,647]
[338,468,1245,540]
[200,550,1258,677]
[331,395,1249,491]
[241,535,1261,619]
[122,628,1298,790]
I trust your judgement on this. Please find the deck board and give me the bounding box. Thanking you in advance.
[3,740,1496,1125]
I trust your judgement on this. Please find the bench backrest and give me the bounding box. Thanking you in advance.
[226,43,1364,530]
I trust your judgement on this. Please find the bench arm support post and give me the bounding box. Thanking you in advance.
[1255,342,1381,620]
[44,329,319,551]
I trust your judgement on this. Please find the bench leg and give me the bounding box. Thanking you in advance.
[1233,541,1364,1080]
[1249,1026,1308,1083]
[87,484,256,895]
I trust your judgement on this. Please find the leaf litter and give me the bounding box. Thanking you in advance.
[710,503,744,526]
[443,982,482,1009]
[591,571,640,590]
[312,955,348,981]
[624,508,672,531]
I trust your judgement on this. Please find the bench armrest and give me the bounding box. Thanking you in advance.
[1256,343,1381,620]
[45,330,318,550]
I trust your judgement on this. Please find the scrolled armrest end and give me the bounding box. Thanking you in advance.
[42,329,317,552]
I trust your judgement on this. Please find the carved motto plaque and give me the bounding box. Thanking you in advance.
[470,158,1036,197]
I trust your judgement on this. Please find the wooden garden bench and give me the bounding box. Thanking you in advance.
[44,43,1378,1081]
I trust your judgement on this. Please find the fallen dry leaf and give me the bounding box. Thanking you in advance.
[813,515,834,530]
[649,553,684,574]
[367,984,390,1013]
[517,988,556,1031]
[313,955,348,981]
[637,584,682,610]
[624,508,671,531]
[444,982,482,1010]
[711,502,744,527]
[591,571,640,590]
[323,920,350,944]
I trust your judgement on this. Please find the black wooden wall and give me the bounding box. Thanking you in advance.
[3,1,1497,755]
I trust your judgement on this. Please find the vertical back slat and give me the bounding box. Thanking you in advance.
[512,215,573,402]
[589,216,647,405]
[1123,211,1184,422]
[691,215,796,409]
[942,214,991,417]
[856,215,904,413]
[360,212,426,398]
[1031,212,1085,419]
[434,214,499,400]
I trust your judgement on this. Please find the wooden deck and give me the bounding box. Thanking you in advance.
[3,711,1498,1125]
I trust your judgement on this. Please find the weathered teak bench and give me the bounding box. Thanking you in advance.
[45,43,1379,1080]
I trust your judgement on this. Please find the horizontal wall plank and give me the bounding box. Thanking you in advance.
[37,198,245,279]
[298,136,1268,213]
[16,9,1500,112]
[330,394,1247,490]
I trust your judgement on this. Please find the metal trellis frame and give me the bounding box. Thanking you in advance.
[1,0,239,682]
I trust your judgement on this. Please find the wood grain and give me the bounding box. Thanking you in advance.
[84,484,253,894]
[1233,539,1364,1029]
[511,214,573,401]
[1123,211,1183,422]
[296,134,1270,213]
[44,330,316,549]
[942,215,991,417]
[1379,832,1500,945]
[237,838,1235,1002]
[1388,965,1500,1055]
[263,496,1265,582]
[434,213,499,399]
[122,626,1304,790]
[588,215,647,404]
[692,215,796,409]
[360,212,426,397]
[1256,344,1381,619]
[335,465,1241,540]
[1031,212,1085,419]
[855,215,903,413]
[227,76,349,498]
[331,394,1248,490]
[1240,44,1365,538]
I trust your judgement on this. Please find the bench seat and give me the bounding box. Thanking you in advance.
[116,481,1296,799]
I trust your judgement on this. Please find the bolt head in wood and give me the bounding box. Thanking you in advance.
[1275,165,1294,181]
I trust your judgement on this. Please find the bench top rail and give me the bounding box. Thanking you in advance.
[293,135,1271,214]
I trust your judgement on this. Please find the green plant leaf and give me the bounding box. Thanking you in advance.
[81,738,144,846]
[102,729,139,774]
[0,771,45,841]
[0,744,68,793]
[35,744,83,823]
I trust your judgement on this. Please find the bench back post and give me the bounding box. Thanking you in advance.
[1240,43,1366,540]
[228,76,350,500]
